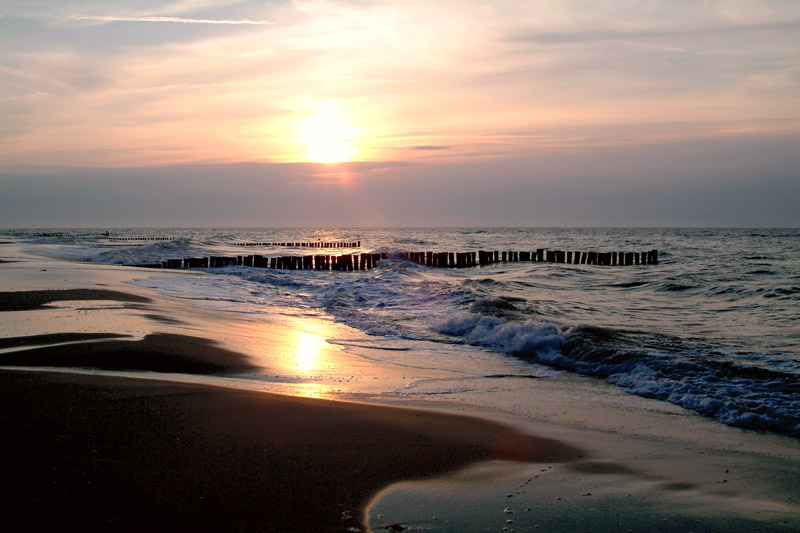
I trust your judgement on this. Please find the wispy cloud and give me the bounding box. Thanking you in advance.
[409,145,451,151]
[71,15,273,25]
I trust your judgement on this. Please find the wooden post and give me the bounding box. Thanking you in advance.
[536,249,544,262]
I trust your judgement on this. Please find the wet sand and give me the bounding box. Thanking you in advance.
[0,279,580,531]
[1,246,798,532]
[0,369,579,531]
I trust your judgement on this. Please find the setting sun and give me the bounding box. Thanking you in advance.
[302,105,357,163]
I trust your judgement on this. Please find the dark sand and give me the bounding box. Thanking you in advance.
[0,332,263,374]
[0,288,151,311]
[0,288,581,531]
[0,370,580,532]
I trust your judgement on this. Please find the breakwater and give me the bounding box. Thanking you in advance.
[135,249,658,270]
[233,241,361,248]
[35,233,175,241]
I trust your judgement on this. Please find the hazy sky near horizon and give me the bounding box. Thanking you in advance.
[1,0,798,227]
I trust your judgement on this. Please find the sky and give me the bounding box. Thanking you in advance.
[1,0,798,227]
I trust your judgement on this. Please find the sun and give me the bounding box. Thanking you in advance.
[301,105,356,163]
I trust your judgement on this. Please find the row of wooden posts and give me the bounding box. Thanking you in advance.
[137,249,658,271]
[139,253,385,271]
[233,241,361,248]
[100,237,175,241]
[105,236,174,241]
[404,249,658,267]
[37,232,97,238]
[36,233,175,240]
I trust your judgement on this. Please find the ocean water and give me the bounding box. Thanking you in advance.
[5,227,799,436]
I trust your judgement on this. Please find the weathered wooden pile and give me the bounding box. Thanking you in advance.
[136,249,658,270]
[233,241,361,248]
[106,236,174,241]
[37,232,95,238]
[36,233,175,240]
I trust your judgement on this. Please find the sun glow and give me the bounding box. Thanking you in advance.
[302,104,357,163]
[294,331,326,372]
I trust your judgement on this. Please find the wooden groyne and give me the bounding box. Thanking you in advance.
[36,232,97,238]
[233,241,361,248]
[105,237,174,241]
[35,233,175,240]
[135,249,658,270]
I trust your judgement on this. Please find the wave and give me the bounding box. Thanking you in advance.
[763,287,800,299]
[610,281,649,288]
[558,325,800,436]
[436,304,565,359]
[436,304,800,436]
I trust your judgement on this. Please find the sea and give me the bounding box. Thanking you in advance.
[4,227,799,437]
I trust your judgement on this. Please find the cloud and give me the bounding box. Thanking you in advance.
[70,15,273,25]
[409,145,451,151]
[2,0,799,173]
[508,19,800,45]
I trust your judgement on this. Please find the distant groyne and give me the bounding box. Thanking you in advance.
[233,241,361,248]
[135,249,658,271]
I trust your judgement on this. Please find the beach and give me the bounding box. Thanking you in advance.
[0,370,580,531]
[1,241,798,532]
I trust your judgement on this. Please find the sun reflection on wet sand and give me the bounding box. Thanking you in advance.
[294,331,325,373]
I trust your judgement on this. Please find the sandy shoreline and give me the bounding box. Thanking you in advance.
[1,243,799,531]
[0,248,581,531]
[0,369,579,531]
